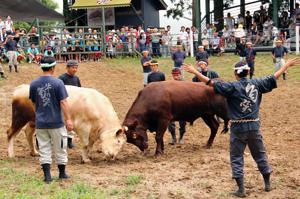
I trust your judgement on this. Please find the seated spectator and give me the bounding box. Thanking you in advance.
[262,16,273,45]
[210,32,221,56]
[27,43,42,64]
[44,46,54,57]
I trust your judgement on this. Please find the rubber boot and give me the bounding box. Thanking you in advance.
[169,132,176,145]
[67,137,75,149]
[283,73,286,80]
[263,173,271,192]
[14,65,18,73]
[9,65,12,73]
[41,164,52,184]
[58,165,70,179]
[232,177,246,198]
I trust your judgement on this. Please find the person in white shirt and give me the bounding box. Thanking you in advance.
[5,16,13,33]
[179,26,188,54]
[0,17,4,34]
[225,13,235,31]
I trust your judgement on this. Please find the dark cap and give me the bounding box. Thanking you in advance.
[171,68,181,75]
[67,60,78,67]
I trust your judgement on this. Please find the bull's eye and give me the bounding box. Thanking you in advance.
[133,133,137,139]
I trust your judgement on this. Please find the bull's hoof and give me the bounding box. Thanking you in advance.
[30,151,39,157]
[81,158,91,164]
[205,144,212,149]
[154,150,164,156]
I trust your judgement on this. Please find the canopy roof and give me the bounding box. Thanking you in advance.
[72,0,167,10]
[72,0,132,9]
[0,0,64,22]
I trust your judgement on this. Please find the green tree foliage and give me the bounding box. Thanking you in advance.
[41,0,59,10]
[166,0,192,19]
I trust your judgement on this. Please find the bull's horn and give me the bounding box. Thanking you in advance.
[123,126,128,132]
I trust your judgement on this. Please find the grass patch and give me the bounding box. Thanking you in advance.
[126,175,142,186]
[0,167,108,199]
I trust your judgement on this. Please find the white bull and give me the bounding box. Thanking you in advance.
[6,84,126,162]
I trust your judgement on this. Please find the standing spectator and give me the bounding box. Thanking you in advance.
[195,46,209,62]
[183,58,300,197]
[147,60,165,83]
[138,31,146,52]
[151,28,161,57]
[0,17,4,33]
[191,26,199,53]
[192,59,219,82]
[245,42,256,79]
[27,43,42,64]
[140,50,152,87]
[237,14,245,26]
[225,13,235,31]
[172,45,186,68]
[58,60,81,149]
[185,27,191,56]
[272,39,288,80]
[29,56,73,184]
[236,37,246,61]
[5,35,18,72]
[161,30,170,57]
[168,67,186,145]
[245,11,252,32]
[5,16,14,34]
[179,26,188,53]
[0,28,7,42]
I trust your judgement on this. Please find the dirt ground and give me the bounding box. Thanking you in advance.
[0,61,299,199]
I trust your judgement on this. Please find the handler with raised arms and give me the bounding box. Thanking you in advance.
[183,57,300,197]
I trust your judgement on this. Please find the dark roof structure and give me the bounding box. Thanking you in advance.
[0,0,64,22]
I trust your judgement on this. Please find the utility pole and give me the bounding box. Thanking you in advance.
[195,0,201,41]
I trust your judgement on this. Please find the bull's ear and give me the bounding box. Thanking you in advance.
[116,129,123,137]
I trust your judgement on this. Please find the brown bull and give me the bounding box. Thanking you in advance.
[123,80,229,155]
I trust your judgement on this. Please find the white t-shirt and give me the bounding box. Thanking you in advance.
[5,21,13,32]
[179,31,188,44]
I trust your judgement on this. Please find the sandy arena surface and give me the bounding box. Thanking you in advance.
[0,61,299,199]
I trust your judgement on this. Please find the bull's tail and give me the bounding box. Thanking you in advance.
[221,119,229,134]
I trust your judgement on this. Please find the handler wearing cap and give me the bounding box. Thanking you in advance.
[29,56,73,184]
[245,41,256,79]
[168,68,186,144]
[272,39,288,80]
[183,57,300,197]
[59,60,81,148]
[192,59,219,82]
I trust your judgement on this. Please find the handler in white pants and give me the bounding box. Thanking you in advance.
[36,127,68,165]
[29,56,73,184]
